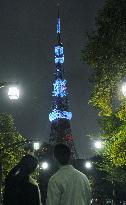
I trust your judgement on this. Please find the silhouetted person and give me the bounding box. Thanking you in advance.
[46,143,91,205]
[3,154,42,205]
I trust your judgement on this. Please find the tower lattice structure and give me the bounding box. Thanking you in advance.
[49,8,78,159]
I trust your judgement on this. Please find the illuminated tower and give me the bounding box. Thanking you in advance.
[49,7,78,159]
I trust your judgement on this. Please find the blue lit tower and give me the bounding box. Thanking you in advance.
[49,7,78,159]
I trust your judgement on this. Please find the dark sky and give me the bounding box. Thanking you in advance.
[0,0,105,158]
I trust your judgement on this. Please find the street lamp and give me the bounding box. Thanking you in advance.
[0,81,20,100]
[8,87,19,100]
[94,140,103,149]
[121,82,126,97]
[85,161,92,169]
[33,142,40,151]
[40,161,49,170]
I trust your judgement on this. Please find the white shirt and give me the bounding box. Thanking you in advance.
[46,165,91,205]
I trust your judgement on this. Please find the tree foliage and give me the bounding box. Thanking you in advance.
[82,0,126,178]
[0,113,26,179]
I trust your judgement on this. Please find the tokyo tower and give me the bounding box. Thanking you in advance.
[49,7,78,159]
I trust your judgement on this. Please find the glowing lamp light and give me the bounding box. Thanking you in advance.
[8,87,19,100]
[33,142,40,150]
[40,162,49,170]
[94,140,103,149]
[122,82,126,97]
[85,161,92,169]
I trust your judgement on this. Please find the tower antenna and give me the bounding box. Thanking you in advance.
[57,3,61,43]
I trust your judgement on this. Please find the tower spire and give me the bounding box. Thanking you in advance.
[57,4,61,43]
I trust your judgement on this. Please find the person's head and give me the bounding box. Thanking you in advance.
[54,143,71,165]
[19,154,38,175]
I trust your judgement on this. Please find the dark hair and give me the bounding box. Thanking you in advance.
[54,143,71,165]
[19,154,38,175]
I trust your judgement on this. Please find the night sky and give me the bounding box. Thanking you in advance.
[0,0,105,158]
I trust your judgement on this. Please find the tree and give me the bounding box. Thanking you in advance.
[82,0,126,180]
[0,113,26,179]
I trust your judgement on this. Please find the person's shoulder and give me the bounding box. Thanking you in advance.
[49,171,59,181]
[48,170,61,184]
[74,168,89,179]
